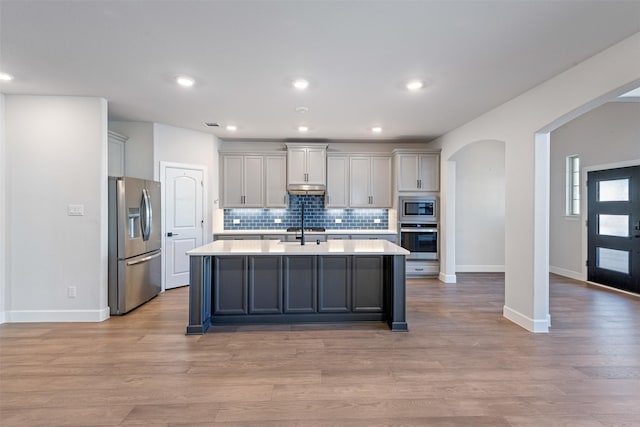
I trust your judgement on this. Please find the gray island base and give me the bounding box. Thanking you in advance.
[185,240,409,334]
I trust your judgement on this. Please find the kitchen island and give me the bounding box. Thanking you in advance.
[185,239,409,334]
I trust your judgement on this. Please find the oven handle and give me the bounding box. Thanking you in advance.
[401,228,438,233]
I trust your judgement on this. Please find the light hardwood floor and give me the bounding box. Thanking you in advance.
[2,274,640,426]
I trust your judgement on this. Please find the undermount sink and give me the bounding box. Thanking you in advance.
[278,240,327,245]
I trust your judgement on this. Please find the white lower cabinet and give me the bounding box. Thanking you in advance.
[406,260,439,276]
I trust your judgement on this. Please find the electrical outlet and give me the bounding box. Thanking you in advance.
[374,218,381,224]
[67,204,84,216]
[233,219,240,224]
[274,218,281,224]
[67,286,77,298]
[335,218,342,223]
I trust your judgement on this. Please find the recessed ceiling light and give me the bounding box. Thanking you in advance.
[297,125,309,132]
[176,75,195,87]
[295,106,309,114]
[226,125,238,131]
[406,80,424,91]
[0,72,14,82]
[292,79,309,90]
[371,126,383,134]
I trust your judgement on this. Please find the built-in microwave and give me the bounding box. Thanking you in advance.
[399,196,437,223]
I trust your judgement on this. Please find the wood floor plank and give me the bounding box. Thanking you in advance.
[2,273,640,425]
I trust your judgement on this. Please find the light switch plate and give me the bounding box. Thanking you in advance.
[335,218,342,223]
[233,219,240,224]
[374,218,381,224]
[67,204,84,216]
[274,218,281,224]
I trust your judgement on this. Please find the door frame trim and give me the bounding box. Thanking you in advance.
[581,159,640,282]
[160,161,207,292]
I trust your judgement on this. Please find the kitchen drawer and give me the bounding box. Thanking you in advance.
[406,260,439,276]
[327,234,350,240]
[354,234,398,244]
[262,234,286,241]
[214,234,262,241]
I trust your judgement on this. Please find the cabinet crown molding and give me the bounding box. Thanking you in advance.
[284,143,329,149]
[108,130,129,143]
[392,148,440,155]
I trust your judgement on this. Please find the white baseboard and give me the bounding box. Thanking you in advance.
[456,265,505,273]
[0,310,6,324]
[438,272,457,283]
[503,305,550,333]
[7,307,110,323]
[549,265,584,281]
[586,281,640,298]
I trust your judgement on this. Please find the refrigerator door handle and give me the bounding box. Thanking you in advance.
[141,188,152,241]
[126,251,161,266]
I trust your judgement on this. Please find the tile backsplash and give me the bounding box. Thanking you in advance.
[223,195,389,230]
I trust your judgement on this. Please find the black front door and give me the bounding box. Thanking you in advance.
[587,166,640,293]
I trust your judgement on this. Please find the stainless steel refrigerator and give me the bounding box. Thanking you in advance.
[108,176,162,315]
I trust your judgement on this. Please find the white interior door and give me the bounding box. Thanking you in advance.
[164,166,204,289]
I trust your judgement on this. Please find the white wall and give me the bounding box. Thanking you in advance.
[5,96,109,322]
[153,123,221,241]
[431,32,640,332]
[452,140,505,272]
[550,102,640,280]
[108,121,154,180]
[0,93,6,323]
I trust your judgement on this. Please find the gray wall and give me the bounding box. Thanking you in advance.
[550,102,640,279]
[0,94,5,322]
[153,123,221,241]
[452,140,505,271]
[5,95,109,321]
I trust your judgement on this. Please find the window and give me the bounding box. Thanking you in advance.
[566,155,580,216]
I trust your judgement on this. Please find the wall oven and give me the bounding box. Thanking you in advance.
[399,196,437,223]
[399,223,438,260]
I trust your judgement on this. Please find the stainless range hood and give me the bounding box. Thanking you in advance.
[287,184,326,195]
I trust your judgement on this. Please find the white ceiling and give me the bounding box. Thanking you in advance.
[1,1,639,142]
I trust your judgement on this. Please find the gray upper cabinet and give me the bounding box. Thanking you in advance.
[221,154,264,207]
[326,155,349,208]
[349,155,392,208]
[395,151,440,192]
[221,153,287,208]
[107,130,127,177]
[286,143,327,186]
[265,155,288,208]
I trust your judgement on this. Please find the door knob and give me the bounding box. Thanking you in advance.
[167,232,179,237]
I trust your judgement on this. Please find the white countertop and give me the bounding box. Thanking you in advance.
[188,239,410,256]
[214,229,397,235]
